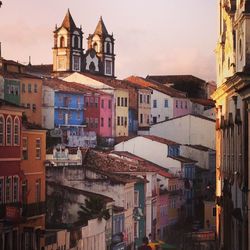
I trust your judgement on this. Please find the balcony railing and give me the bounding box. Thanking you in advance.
[22,202,46,218]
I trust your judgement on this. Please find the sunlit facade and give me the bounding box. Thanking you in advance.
[213,1,250,249]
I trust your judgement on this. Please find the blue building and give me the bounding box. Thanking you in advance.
[134,181,146,249]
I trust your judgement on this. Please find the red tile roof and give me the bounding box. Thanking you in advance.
[190,98,215,107]
[142,135,179,145]
[126,76,187,98]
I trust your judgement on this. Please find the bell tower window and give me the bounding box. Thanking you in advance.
[74,36,79,49]
[60,36,65,48]
[93,42,98,52]
[106,43,111,54]
[105,60,112,75]
[73,56,81,71]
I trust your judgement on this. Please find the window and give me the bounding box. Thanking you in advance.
[185,101,187,109]
[140,94,143,103]
[108,100,111,109]
[6,116,12,145]
[22,137,28,160]
[94,118,98,128]
[124,117,127,127]
[164,99,169,108]
[60,36,65,47]
[28,84,32,93]
[35,179,41,202]
[90,97,94,107]
[105,60,112,75]
[117,116,120,126]
[77,111,81,120]
[36,138,41,159]
[121,116,124,126]
[180,101,183,109]
[134,191,139,207]
[117,97,120,106]
[32,104,36,112]
[176,100,178,108]
[77,96,81,107]
[14,117,20,145]
[74,36,79,48]
[213,207,216,217]
[22,83,25,93]
[85,118,89,127]
[5,177,12,203]
[68,111,72,119]
[0,115,4,145]
[85,97,89,107]
[95,98,98,108]
[14,86,19,96]
[34,84,38,93]
[13,176,19,202]
[153,100,157,108]
[0,178,4,204]
[140,114,143,124]
[134,221,139,238]
[106,43,111,54]
[27,103,30,109]
[63,96,70,107]
[58,110,63,120]
[121,97,124,106]
[101,117,104,127]
[101,99,104,108]
[73,55,80,71]
[125,98,128,107]
[108,118,111,128]
[22,180,27,204]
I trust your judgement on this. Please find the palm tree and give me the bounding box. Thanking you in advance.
[78,196,110,223]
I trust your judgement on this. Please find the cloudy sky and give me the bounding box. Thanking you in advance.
[0,0,218,81]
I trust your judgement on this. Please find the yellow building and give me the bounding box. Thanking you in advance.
[20,128,46,249]
[20,75,43,126]
[213,1,250,250]
[114,88,129,137]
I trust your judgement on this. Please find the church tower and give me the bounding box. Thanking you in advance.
[53,10,84,73]
[86,17,115,77]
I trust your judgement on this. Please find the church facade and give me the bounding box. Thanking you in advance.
[52,10,115,77]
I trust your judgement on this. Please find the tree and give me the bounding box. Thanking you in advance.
[78,196,110,223]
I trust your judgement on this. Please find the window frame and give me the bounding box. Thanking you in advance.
[0,115,5,146]
[35,138,41,160]
[14,116,20,146]
[13,175,19,203]
[22,137,28,160]
[6,115,12,146]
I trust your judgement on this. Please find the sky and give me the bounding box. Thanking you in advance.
[0,0,218,81]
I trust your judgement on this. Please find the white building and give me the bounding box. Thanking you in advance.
[150,114,215,150]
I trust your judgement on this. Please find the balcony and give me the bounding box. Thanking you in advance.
[22,202,46,218]
[0,202,21,220]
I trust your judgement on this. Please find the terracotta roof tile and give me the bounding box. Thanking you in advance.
[125,76,186,98]
[142,135,179,145]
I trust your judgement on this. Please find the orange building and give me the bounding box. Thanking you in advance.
[19,74,43,126]
[20,127,46,249]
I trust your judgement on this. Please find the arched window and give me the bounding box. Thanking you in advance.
[14,117,20,146]
[60,36,65,48]
[6,116,12,145]
[93,42,98,52]
[106,43,111,54]
[74,36,79,48]
[0,115,4,145]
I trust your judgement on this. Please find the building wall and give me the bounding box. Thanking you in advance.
[42,85,55,129]
[21,129,46,203]
[150,115,215,150]
[54,92,84,127]
[138,89,151,128]
[204,201,216,231]
[173,98,191,118]
[0,76,4,99]
[4,78,20,105]
[115,137,182,173]
[99,94,113,137]
[151,90,173,124]
[20,77,43,125]
[115,89,129,137]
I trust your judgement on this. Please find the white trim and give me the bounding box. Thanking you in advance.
[6,115,12,146]
[0,114,5,146]
[5,176,12,203]
[14,116,20,146]
[12,175,19,203]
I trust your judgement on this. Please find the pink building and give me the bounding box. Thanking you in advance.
[173,98,192,118]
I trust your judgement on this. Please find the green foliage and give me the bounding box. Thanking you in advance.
[78,196,110,223]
